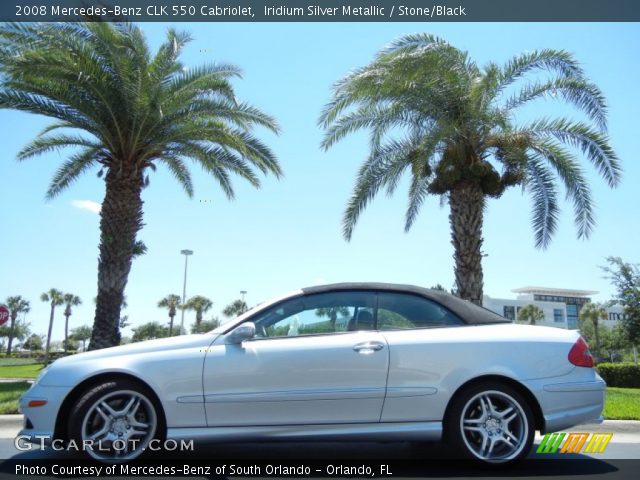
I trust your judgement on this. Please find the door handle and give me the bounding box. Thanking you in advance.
[353,341,385,354]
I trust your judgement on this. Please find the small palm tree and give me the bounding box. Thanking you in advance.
[132,321,169,342]
[190,318,221,334]
[158,294,182,336]
[185,296,213,326]
[0,23,281,350]
[517,304,545,325]
[70,325,92,351]
[315,307,350,331]
[40,289,64,364]
[320,34,620,304]
[580,302,608,356]
[5,296,31,355]
[223,299,248,318]
[62,294,82,353]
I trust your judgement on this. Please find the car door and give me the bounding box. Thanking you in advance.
[202,291,389,426]
[375,291,466,423]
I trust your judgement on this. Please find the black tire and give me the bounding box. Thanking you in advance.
[445,382,534,464]
[67,379,163,461]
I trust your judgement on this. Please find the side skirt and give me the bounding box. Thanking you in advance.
[167,421,442,443]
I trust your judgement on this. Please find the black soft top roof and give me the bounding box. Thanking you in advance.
[301,282,510,325]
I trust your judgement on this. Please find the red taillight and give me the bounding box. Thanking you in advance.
[568,336,594,367]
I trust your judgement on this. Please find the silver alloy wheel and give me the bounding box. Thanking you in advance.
[80,389,157,461]
[459,390,529,462]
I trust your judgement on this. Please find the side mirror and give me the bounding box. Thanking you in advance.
[225,322,256,344]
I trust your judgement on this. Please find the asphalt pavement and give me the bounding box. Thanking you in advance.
[0,415,640,467]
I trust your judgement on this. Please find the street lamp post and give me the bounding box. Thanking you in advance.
[180,249,193,334]
[240,290,247,302]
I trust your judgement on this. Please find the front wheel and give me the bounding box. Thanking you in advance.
[68,379,162,461]
[446,383,534,464]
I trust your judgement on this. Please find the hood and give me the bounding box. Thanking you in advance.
[52,333,217,366]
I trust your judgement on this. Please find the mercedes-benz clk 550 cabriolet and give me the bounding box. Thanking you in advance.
[19,283,605,463]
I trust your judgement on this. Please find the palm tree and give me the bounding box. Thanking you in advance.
[0,23,281,350]
[517,304,545,325]
[5,296,30,355]
[223,299,248,318]
[132,322,169,343]
[320,34,620,304]
[580,302,608,356]
[185,296,213,326]
[40,289,64,364]
[62,294,82,353]
[315,306,349,331]
[70,325,92,351]
[190,318,221,334]
[158,294,182,336]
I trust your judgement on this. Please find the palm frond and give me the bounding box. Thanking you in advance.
[0,89,95,130]
[158,156,194,197]
[342,139,414,240]
[381,33,450,54]
[530,139,595,239]
[17,135,100,161]
[525,118,621,187]
[149,28,192,83]
[525,156,560,249]
[321,103,411,151]
[405,175,430,232]
[497,49,584,94]
[46,147,99,199]
[505,77,608,130]
[200,145,261,188]
[166,63,241,100]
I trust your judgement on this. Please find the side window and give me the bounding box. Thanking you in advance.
[377,292,464,330]
[251,291,375,339]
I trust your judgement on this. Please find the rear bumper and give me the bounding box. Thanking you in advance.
[535,375,606,433]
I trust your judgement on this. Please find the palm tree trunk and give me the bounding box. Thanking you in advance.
[449,181,485,305]
[7,314,17,356]
[169,315,175,336]
[89,166,144,350]
[43,303,55,365]
[64,313,70,353]
[594,319,600,357]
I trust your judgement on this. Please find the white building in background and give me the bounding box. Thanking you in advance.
[483,286,625,330]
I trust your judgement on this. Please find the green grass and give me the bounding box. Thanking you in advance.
[0,363,44,379]
[604,387,640,420]
[0,358,39,366]
[0,382,31,414]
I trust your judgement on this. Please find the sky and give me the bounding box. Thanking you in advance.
[0,21,639,342]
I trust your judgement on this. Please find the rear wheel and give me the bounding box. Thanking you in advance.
[446,383,534,464]
[68,379,162,461]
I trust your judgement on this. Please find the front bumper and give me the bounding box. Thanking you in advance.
[18,383,70,443]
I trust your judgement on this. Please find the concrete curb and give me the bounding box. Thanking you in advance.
[569,420,640,434]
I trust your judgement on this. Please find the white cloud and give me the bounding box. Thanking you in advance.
[71,200,102,214]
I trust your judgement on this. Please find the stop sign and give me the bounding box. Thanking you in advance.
[0,305,9,326]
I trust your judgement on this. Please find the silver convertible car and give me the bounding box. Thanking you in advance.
[19,283,605,464]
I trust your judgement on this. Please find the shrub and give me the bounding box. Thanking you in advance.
[597,363,640,388]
